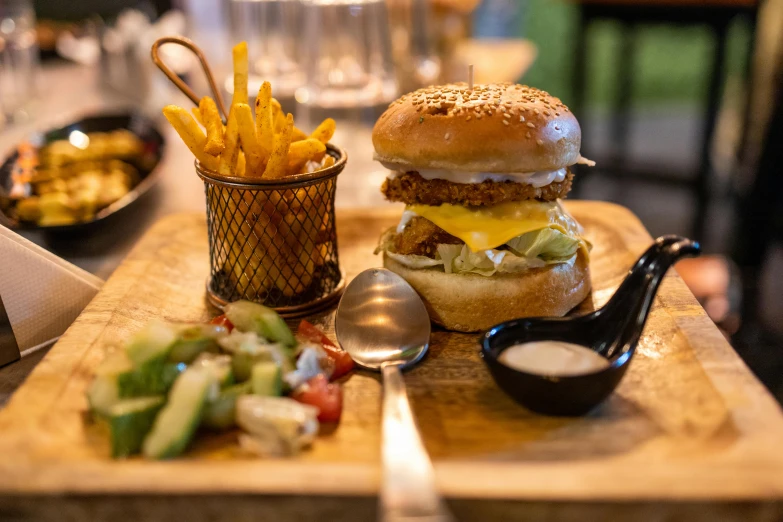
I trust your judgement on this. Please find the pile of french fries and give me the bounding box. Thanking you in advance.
[162,42,340,300]
[162,42,336,178]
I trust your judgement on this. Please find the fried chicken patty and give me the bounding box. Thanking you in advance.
[381,170,574,206]
[393,216,462,257]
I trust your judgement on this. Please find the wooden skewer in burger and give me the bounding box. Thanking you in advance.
[373,80,596,332]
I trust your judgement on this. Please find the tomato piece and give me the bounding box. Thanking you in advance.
[210,314,234,332]
[321,346,354,380]
[292,374,343,423]
[297,320,336,347]
[297,320,354,379]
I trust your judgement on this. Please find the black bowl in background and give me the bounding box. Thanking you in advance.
[0,112,165,234]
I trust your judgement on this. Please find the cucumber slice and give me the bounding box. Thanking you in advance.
[219,330,293,382]
[117,359,182,397]
[88,352,181,414]
[125,321,178,366]
[168,324,227,364]
[142,367,216,459]
[231,349,274,383]
[192,352,234,387]
[100,396,165,458]
[87,374,121,414]
[251,361,282,397]
[224,301,296,347]
[201,382,252,431]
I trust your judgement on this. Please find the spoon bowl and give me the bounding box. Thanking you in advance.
[481,235,701,416]
[336,268,431,370]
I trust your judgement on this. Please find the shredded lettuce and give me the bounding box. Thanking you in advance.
[380,227,584,277]
[505,228,580,261]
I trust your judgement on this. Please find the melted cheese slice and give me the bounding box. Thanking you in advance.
[407,200,588,256]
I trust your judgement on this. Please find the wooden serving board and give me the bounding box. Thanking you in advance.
[1,201,783,521]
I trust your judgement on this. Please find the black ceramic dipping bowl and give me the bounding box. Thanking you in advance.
[481,235,700,416]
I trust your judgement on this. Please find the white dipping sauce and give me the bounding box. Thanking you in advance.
[498,341,610,376]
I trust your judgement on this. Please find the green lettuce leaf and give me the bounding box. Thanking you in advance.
[378,226,584,277]
[505,228,580,261]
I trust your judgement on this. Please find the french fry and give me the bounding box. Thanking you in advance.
[200,96,225,157]
[231,42,249,106]
[234,103,263,176]
[162,105,219,171]
[291,126,308,142]
[236,150,246,177]
[287,138,326,174]
[310,118,336,144]
[191,107,204,126]
[254,82,274,168]
[321,155,336,169]
[263,113,294,179]
[272,99,287,133]
[218,106,240,175]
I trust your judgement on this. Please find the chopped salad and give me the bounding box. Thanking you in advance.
[86,301,354,459]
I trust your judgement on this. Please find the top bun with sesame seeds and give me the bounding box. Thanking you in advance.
[372,83,582,173]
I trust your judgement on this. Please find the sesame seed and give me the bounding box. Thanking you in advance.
[466,115,472,121]
[503,120,509,126]
[526,122,535,128]
[536,139,544,146]
[445,132,450,140]
[534,109,540,115]
[525,132,531,139]
[503,113,511,119]
[519,115,525,122]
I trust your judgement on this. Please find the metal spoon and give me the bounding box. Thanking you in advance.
[336,268,453,522]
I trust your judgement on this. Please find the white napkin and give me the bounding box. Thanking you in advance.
[0,226,103,358]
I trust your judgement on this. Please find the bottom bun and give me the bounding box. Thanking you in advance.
[383,251,591,332]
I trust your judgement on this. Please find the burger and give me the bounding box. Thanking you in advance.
[372,83,594,332]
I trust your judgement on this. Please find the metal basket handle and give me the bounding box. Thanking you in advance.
[150,36,228,120]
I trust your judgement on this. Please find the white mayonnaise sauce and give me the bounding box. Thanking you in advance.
[498,341,610,376]
[396,209,418,233]
[380,161,566,187]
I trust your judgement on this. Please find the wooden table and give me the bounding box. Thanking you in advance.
[0,202,782,521]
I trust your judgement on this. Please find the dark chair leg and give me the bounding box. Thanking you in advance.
[693,19,729,242]
[612,21,635,169]
[735,8,759,169]
[733,69,783,323]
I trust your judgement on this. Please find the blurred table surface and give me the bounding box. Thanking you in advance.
[0,61,396,282]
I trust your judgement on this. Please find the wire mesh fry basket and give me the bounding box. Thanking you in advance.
[197,145,346,317]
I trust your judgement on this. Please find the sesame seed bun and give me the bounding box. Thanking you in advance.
[383,250,591,333]
[372,83,581,173]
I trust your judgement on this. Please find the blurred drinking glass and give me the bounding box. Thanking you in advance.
[295,0,398,109]
[0,0,38,125]
[387,0,441,94]
[225,0,303,98]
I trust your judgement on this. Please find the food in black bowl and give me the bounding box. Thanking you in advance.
[0,112,164,232]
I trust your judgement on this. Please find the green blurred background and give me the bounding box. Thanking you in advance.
[521,0,752,108]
